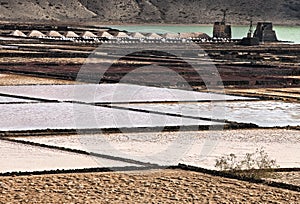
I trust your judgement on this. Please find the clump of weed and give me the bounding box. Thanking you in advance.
[215,147,279,179]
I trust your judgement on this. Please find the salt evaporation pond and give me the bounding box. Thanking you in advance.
[0,84,256,103]
[14,129,300,169]
[0,140,140,173]
[0,103,222,131]
[113,101,300,127]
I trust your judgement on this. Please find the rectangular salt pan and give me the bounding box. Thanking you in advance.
[0,103,222,131]
[0,95,36,103]
[0,84,256,103]
[113,101,300,127]
[15,129,300,169]
[0,140,138,173]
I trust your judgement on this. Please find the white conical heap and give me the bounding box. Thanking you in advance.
[98,31,113,38]
[10,30,26,37]
[130,32,145,38]
[27,30,46,38]
[63,31,79,38]
[146,33,162,39]
[81,31,97,38]
[162,33,179,39]
[46,31,63,38]
[114,32,129,38]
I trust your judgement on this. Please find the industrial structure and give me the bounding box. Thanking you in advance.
[253,22,278,42]
[240,20,259,46]
[213,9,232,39]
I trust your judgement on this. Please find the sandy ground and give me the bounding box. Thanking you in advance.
[270,172,300,187]
[0,57,87,65]
[224,88,300,102]
[0,74,79,85]
[203,88,300,102]
[0,170,299,203]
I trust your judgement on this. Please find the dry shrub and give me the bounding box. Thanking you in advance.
[215,147,279,179]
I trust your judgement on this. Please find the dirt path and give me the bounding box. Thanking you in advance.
[0,170,299,203]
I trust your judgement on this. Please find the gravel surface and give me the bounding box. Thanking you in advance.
[0,170,299,203]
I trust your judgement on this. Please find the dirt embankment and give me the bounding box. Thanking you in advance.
[0,170,299,203]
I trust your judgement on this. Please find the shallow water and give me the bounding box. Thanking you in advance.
[0,103,222,131]
[113,101,300,127]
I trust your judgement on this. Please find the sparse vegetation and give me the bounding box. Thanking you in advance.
[215,147,279,179]
[0,0,299,24]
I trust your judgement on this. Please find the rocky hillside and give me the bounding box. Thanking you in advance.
[0,0,299,25]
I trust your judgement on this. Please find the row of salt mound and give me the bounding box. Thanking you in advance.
[10,30,112,38]
[10,30,210,39]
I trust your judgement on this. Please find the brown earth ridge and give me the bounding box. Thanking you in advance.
[0,0,299,25]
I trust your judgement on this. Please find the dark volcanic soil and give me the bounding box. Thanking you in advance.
[0,40,299,89]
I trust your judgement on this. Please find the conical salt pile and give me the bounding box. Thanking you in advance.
[114,32,129,38]
[98,31,113,38]
[46,31,63,38]
[162,33,179,39]
[10,30,26,37]
[146,33,162,39]
[63,31,79,38]
[27,30,46,38]
[130,32,145,38]
[81,31,97,38]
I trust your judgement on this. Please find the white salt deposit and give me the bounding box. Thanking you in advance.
[0,140,138,173]
[113,101,300,127]
[0,103,222,131]
[15,129,300,169]
[0,84,256,103]
[0,96,36,103]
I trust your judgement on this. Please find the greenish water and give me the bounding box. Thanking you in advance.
[109,25,300,44]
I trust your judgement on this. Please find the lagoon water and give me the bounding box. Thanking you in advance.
[110,25,300,44]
